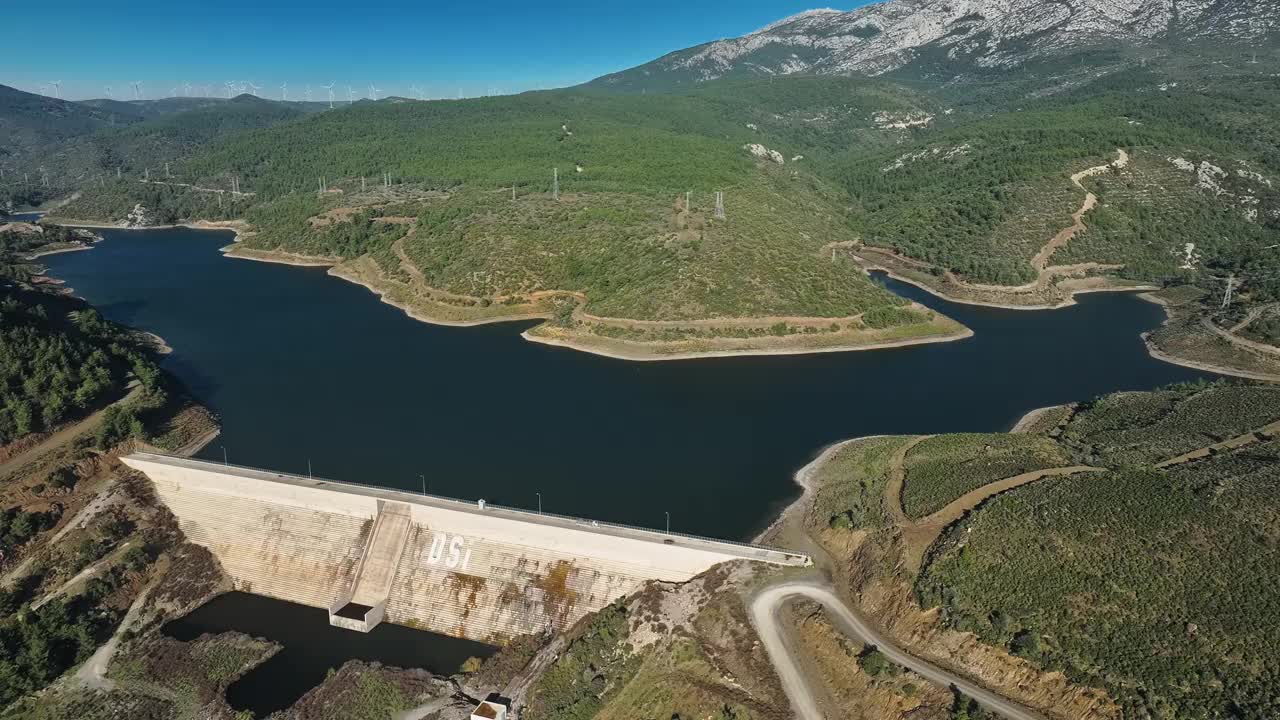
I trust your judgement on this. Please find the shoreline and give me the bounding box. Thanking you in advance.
[136,331,173,356]
[222,249,336,268]
[45,217,1268,377]
[521,325,974,362]
[221,244,978,360]
[1141,332,1280,383]
[752,438,868,544]
[1008,404,1069,433]
[23,244,95,259]
[861,261,1157,312]
[1137,292,1280,383]
[53,218,245,237]
[326,261,555,328]
[864,260,1268,382]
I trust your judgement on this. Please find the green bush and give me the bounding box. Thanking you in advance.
[96,406,143,449]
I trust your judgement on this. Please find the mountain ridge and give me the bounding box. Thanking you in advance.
[589,0,1280,90]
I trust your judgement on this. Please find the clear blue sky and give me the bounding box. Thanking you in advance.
[2,1,853,101]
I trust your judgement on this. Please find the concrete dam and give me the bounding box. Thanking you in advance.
[123,453,809,643]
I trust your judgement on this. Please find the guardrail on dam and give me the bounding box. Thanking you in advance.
[122,453,810,643]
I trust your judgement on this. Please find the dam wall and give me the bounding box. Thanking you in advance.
[123,453,808,644]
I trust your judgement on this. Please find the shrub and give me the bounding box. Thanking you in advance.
[96,406,143,449]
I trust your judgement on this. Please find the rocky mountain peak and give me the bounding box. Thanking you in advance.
[592,0,1279,88]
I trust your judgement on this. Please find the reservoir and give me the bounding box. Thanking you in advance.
[45,226,1211,715]
[45,227,1209,541]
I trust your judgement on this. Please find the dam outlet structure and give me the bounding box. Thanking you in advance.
[122,453,810,643]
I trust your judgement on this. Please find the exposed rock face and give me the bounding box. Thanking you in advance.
[593,0,1279,86]
[125,203,151,228]
[744,143,785,164]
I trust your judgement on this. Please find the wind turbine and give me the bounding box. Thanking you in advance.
[305,84,312,102]
[39,84,49,96]
[132,81,143,100]
[323,83,335,109]
[49,81,63,99]
[183,81,192,97]
[224,81,235,98]
[280,82,288,101]
[368,83,380,101]
[246,81,261,97]
[104,85,113,99]
[347,85,355,104]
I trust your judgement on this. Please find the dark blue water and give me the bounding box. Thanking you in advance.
[45,227,1210,541]
[163,592,493,717]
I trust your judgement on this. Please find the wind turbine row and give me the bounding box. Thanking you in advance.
[39,80,470,103]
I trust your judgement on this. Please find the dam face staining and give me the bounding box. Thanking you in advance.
[124,453,806,643]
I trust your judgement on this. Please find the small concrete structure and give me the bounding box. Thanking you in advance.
[123,452,809,643]
[327,501,413,630]
[471,698,508,720]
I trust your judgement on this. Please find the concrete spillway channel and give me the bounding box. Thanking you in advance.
[330,501,414,631]
[123,453,809,642]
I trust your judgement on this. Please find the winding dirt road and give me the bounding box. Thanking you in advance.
[1200,316,1280,358]
[750,581,1047,720]
[753,415,1280,720]
[949,149,1129,294]
[74,572,159,690]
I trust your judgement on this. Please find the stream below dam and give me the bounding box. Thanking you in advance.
[44,226,1212,715]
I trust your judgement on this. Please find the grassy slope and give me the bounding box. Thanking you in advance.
[919,453,1280,720]
[835,56,1280,286]
[164,83,959,336]
[901,383,1280,719]
[812,436,908,531]
[1058,384,1280,465]
[801,383,1280,719]
[19,52,1280,365]
[899,433,1071,519]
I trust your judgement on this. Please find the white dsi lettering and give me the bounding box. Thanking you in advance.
[428,533,446,564]
[446,536,465,568]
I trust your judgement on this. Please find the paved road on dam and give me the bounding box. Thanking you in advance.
[750,581,1047,720]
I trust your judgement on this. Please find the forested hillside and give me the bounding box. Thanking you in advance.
[0,87,312,211]
[805,381,1280,720]
[0,84,142,160]
[4,4,1277,367]
[917,384,1280,719]
[48,80,970,358]
[0,282,164,444]
[0,228,227,715]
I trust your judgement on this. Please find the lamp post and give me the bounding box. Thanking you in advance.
[536,492,542,514]
[665,511,670,534]
[221,446,228,466]
[420,474,426,495]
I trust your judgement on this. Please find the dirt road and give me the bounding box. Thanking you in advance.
[750,581,1047,720]
[0,382,143,481]
[74,572,158,690]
